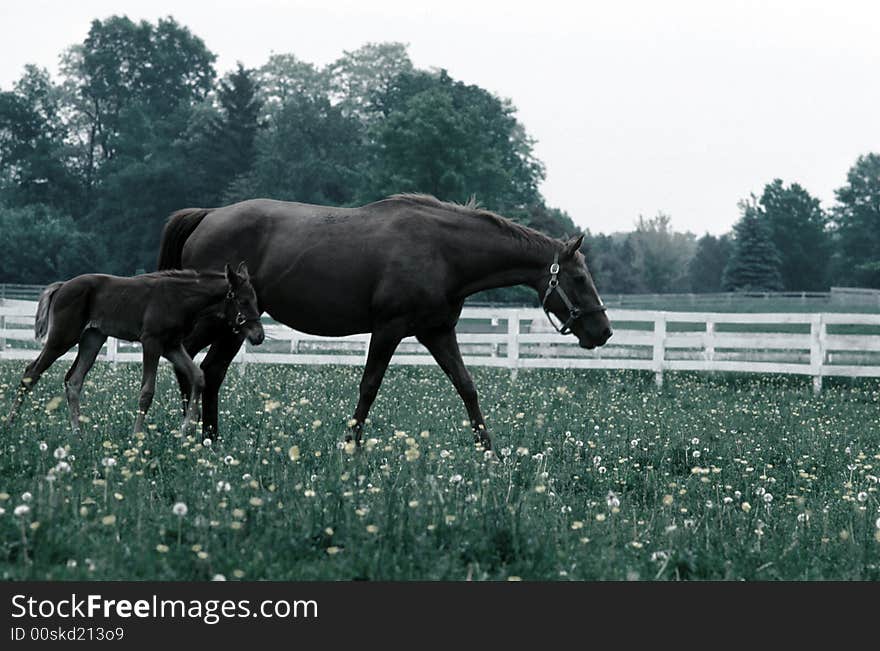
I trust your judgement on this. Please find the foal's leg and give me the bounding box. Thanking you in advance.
[347,320,407,445]
[164,345,205,434]
[416,327,491,450]
[6,338,74,425]
[133,339,161,435]
[63,328,107,433]
[174,317,220,413]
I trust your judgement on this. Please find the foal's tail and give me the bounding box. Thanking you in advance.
[35,281,64,340]
[156,208,212,270]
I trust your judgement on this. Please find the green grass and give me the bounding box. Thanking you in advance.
[1,361,879,581]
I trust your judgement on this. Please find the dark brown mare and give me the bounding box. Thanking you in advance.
[5,263,264,434]
[157,194,613,449]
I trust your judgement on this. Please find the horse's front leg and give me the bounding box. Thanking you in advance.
[347,320,407,445]
[416,326,491,450]
[133,340,161,435]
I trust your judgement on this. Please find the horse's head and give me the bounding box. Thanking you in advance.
[541,235,612,349]
[224,262,265,345]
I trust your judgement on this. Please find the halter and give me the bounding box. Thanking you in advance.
[226,290,260,335]
[541,253,606,335]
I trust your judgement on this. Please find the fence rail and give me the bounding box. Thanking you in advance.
[2,301,880,392]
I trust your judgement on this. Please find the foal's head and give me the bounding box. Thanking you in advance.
[224,262,265,345]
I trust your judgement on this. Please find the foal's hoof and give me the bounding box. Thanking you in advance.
[473,430,492,451]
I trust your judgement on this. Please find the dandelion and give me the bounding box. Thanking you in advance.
[763,493,773,504]
[507,576,522,582]
[14,504,30,517]
[404,448,420,462]
[39,442,48,452]
[595,513,606,522]
[326,546,341,555]
[366,524,379,534]
[212,574,226,581]
[598,466,607,474]
[571,521,584,530]
[742,502,752,513]
[22,492,32,503]
[202,438,212,448]
[249,497,264,507]
[102,457,116,468]
[172,502,188,517]
[875,517,880,530]
[857,492,868,502]
[662,494,674,506]
[156,544,169,553]
[516,447,529,457]
[53,447,66,460]
[606,491,620,509]
[691,437,700,445]
[101,514,116,526]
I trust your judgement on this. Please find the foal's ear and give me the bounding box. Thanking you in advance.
[562,234,585,259]
[225,263,239,289]
[235,261,250,281]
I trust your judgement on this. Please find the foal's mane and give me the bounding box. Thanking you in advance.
[142,269,222,280]
[388,193,559,249]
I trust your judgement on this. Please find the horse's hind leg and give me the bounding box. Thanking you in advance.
[133,339,161,435]
[164,345,205,434]
[6,339,74,425]
[64,328,106,433]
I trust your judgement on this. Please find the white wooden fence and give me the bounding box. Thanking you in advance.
[2,300,880,392]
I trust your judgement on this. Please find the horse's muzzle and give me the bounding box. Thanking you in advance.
[579,326,613,349]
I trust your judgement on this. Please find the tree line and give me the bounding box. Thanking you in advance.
[1,15,877,298]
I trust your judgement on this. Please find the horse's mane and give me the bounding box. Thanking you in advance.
[387,193,558,248]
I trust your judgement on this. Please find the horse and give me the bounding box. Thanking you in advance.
[157,194,613,449]
[5,263,264,435]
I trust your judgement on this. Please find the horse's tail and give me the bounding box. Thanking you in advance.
[34,281,64,340]
[156,208,212,270]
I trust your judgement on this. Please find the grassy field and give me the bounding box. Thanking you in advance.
[0,360,878,581]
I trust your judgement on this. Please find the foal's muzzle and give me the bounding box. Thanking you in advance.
[244,323,265,346]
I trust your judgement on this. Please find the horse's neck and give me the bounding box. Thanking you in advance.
[452,227,557,299]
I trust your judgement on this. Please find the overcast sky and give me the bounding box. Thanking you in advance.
[2,0,878,235]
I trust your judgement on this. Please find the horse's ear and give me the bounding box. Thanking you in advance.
[236,261,250,281]
[562,234,585,259]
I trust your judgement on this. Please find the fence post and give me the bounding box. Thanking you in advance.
[507,311,520,381]
[0,313,5,358]
[809,314,824,394]
[235,344,246,376]
[653,314,666,388]
[704,319,715,363]
[107,337,118,368]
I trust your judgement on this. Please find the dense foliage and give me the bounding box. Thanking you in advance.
[0,15,877,294]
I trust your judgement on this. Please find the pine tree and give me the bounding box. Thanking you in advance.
[722,198,783,291]
[688,233,732,293]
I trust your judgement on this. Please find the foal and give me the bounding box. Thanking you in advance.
[6,263,264,434]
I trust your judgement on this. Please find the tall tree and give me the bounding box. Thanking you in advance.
[628,213,696,293]
[327,42,413,123]
[688,233,732,293]
[0,66,80,214]
[256,54,328,119]
[722,197,783,291]
[368,69,544,210]
[759,179,829,291]
[60,16,215,208]
[226,90,364,206]
[831,153,880,288]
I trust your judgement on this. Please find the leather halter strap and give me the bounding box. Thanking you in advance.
[541,253,606,335]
